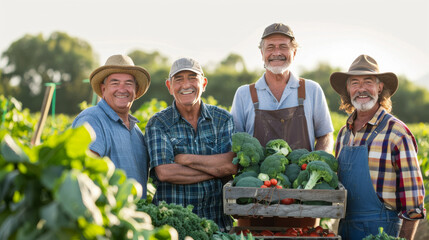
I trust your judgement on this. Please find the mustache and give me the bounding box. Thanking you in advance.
[352,91,375,100]
[268,55,286,61]
[178,88,196,94]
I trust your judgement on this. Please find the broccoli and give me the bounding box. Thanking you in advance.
[327,172,339,189]
[276,173,291,188]
[242,164,260,174]
[304,161,335,189]
[297,151,322,167]
[136,201,218,240]
[233,171,258,186]
[232,132,264,167]
[287,148,310,165]
[314,150,338,172]
[260,154,289,178]
[363,227,406,240]
[293,169,309,189]
[285,163,301,183]
[265,139,292,157]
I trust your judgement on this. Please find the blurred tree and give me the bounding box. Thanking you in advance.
[0,32,98,114]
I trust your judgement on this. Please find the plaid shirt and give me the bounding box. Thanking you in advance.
[145,101,234,230]
[335,107,426,220]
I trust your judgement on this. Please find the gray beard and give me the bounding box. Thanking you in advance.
[264,62,291,75]
[352,97,377,112]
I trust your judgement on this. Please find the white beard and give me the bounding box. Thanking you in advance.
[264,62,291,75]
[351,92,378,112]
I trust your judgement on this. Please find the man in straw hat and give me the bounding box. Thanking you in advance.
[330,54,425,240]
[144,57,237,231]
[231,22,334,227]
[72,54,151,198]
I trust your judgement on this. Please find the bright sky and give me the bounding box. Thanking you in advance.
[2,0,429,83]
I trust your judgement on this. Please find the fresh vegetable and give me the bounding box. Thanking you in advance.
[270,178,278,186]
[276,173,291,188]
[263,180,271,187]
[280,198,294,204]
[301,163,307,170]
[233,171,258,186]
[297,150,338,172]
[303,181,335,205]
[287,148,310,164]
[260,154,289,178]
[232,132,265,167]
[285,163,301,183]
[264,139,292,157]
[235,176,264,204]
[257,172,270,181]
[297,151,322,166]
[362,227,406,240]
[293,169,309,189]
[137,201,218,240]
[304,160,335,189]
[242,164,260,174]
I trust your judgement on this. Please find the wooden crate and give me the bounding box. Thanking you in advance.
[230,226,342,239]
[223,181,347,219]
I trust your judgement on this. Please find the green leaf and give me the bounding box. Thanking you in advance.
[64,125,93,159]
[41,166,65,190]
[0,134,29,163]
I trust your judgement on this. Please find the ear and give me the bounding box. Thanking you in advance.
[100,83,106,96]
[378,81,384,94]
[165,79,173,95]
[202,77,208,92]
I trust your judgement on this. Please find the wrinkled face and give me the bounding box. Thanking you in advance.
[261,34,296,74]
[166,70,207,109]
[347,75,384,112]
[101,73,136,115]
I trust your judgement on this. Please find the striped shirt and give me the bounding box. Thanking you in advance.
[335,107,425,219]
[145,101,234,230]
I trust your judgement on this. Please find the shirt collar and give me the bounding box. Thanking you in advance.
[255,71,300,89]
[346,107,387,130]
[169,100,212,125]
[98,99,139,127]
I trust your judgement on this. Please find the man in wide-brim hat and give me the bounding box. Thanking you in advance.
[330,54,425,240]
[72,54,151,199]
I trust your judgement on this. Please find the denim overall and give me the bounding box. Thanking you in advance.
[338,114,402,240]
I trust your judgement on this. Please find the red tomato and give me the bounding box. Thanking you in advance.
[309,232,320,237]
[314,226,324,234]
[301,163,307,170]
[326,233,336,237]
[260,230,274,236]
[270,178,278,186]
[261,185,268,188]
[264,180,271,187]
[280,198,294,204]
[275,185,283,189]
[302,226,310,234]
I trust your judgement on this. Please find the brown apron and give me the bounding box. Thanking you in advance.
[237,78,317,227]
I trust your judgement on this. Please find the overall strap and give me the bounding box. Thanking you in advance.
[298,78,306,105]
[249,83,259,109]
[366,113,393,145]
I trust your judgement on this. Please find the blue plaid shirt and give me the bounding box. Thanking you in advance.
[145,101,234,231]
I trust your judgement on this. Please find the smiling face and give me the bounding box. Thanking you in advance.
[347,75,384,112]
[101,73,136,116]
[166,70,207,110]
[261,34,296,74]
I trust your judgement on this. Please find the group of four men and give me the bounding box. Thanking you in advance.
[72,23,425,240]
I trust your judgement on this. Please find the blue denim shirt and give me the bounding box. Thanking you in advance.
[72,99,148,198]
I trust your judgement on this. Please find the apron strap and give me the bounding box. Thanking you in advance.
[342,113,393,146]
[366,113,393,145]
[298,78,305,105]
[249,83,259,109]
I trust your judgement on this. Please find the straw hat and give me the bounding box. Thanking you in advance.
[90,54,150,99]
[330,54,398,97]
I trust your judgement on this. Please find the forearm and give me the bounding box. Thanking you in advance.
[175,152,238,178]
[399,219,419,240]
[315,132,334,152]
[154,163,214,184]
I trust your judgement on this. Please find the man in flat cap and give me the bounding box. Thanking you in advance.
[330,54,425,240]
[231,23,334,227]
[145,57,237,231]
[72,54,151,198]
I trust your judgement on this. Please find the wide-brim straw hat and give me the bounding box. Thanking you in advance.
[90,54,150,99]
[330,54,398,97]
